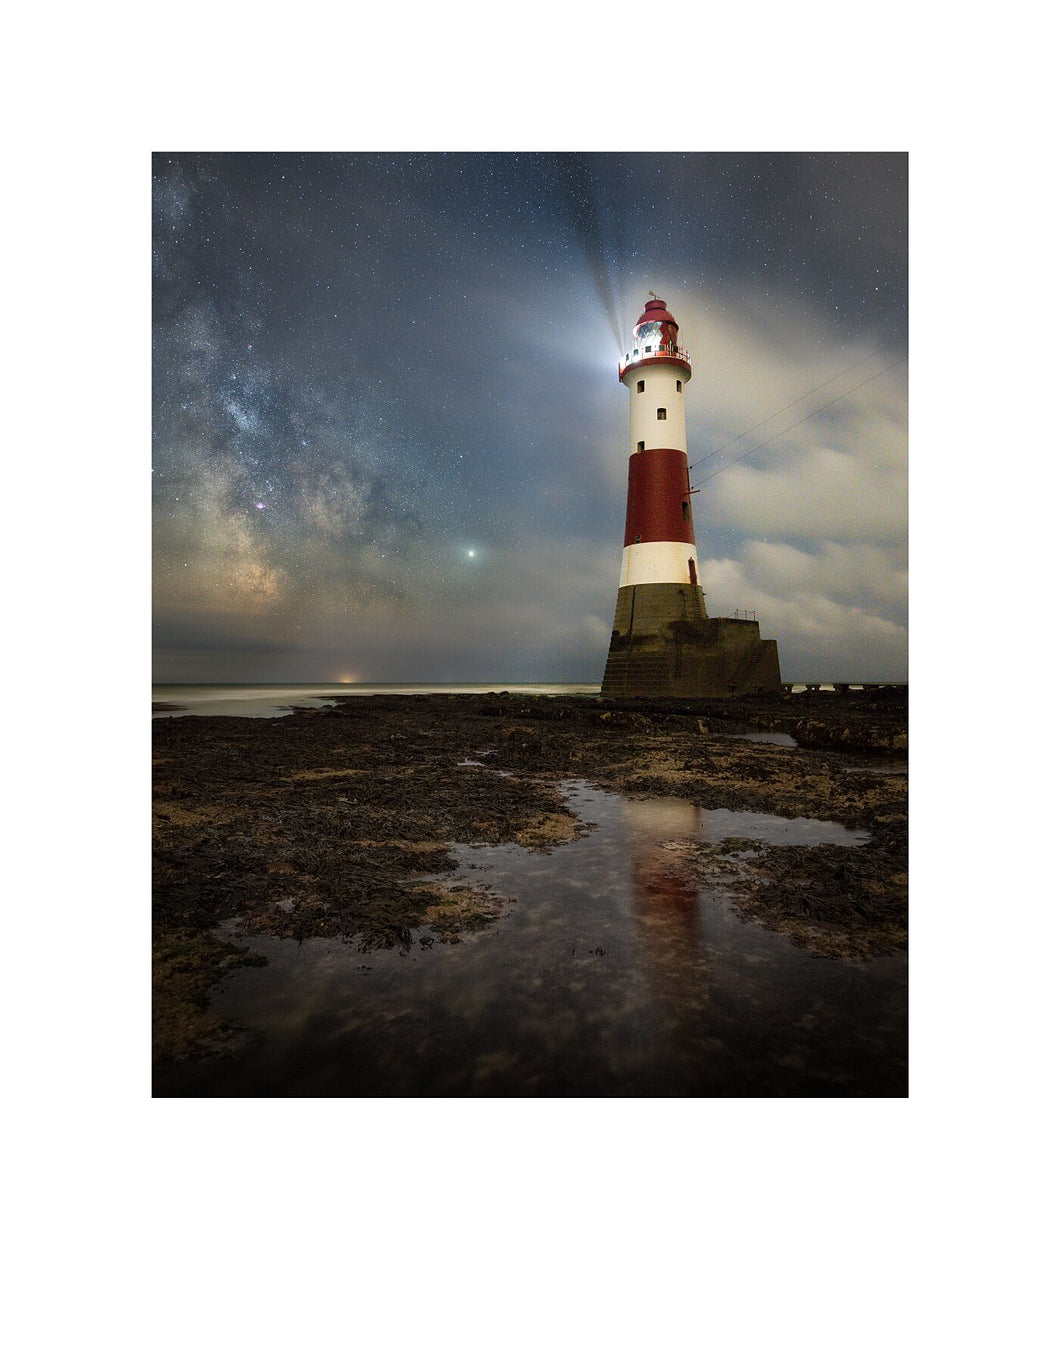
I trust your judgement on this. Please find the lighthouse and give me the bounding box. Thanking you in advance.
[601,296,782,697]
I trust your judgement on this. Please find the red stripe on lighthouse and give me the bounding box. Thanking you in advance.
[623,448,695,547]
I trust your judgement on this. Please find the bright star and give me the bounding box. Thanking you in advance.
[467,549,476,558]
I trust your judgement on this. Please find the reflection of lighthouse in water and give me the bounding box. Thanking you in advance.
[623,797,706,1014]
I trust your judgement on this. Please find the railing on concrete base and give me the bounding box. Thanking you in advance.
[780,682,907,693]
[832,682,909,693]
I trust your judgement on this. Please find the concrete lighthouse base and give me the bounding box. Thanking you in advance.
[601,584,782,698]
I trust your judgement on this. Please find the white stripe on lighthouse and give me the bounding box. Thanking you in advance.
[624,363,688,453]
[619,541,701,588]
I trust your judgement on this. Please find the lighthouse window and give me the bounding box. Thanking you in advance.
[636,380,644,393]
[682,501,690,523]
[645,346,653,353]
[636,441,645,451]
[676,380,683,392]
[657,408,667,420]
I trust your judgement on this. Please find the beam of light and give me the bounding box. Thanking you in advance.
[553,153,623,350]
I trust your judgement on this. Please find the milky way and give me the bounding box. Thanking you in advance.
[153,152,907,682]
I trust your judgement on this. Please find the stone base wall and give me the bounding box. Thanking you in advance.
[601,584,782,697]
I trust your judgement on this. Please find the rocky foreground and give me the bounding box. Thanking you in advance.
[152,688,907,1065]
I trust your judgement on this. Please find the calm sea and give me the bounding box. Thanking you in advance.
[152,682,603,718]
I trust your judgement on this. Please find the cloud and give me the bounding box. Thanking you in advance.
[742,540,907,613]
[700,554,906,683]
[710,444,907,543]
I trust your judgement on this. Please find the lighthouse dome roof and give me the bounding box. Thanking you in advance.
[635,297,678,329]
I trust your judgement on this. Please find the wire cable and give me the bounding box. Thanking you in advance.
[690,357,907,488]
[687,345,892,474]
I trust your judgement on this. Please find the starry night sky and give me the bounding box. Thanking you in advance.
[152,152,907,683]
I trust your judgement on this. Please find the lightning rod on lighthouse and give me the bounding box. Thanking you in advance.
[601,296,782,697]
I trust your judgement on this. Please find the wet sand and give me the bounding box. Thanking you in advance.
[153,688,907,1094]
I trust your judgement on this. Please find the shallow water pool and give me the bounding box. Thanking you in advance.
[155,782,906,1098]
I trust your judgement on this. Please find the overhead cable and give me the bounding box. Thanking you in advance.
[688,346,894,474]
[691,357,907,488]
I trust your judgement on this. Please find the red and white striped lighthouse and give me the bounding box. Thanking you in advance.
[616,296,699,595]
[601,295,782,696]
